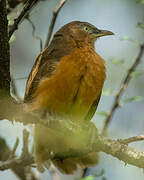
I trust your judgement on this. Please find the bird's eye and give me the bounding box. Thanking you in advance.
[83,26,90,32]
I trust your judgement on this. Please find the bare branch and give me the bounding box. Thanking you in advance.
[0,156,34,171]
[52,133,144,169]
[26,16,43,51]
[9,137,19,159]
[7,0,27,10]
[0,136,39,179]
[97,135,144,168]
[9,0,40,39]
[118,135,144,144]
[1,131,144,172]
[82,168,88,178]
[45,0,67,47]
[11,77,22,102]
[21,129,30,158]
[1,115,144,172]
[102,44,144,135]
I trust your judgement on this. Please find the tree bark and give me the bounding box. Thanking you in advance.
[0,0,10,92]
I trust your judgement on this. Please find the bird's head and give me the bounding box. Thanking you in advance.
[56,21,114,47]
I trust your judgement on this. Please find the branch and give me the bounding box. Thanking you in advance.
[0,136,38,179]
[97,135,144,168]
[82,135,144,178]
[21,129,29,158]
[45,0,67,47]
[11,77,22,102]
[118,135,144,144]
[0,155,34,171]
[7,0,27,10]
[9,137,19,159]
[1,133,144,171]
[0,137,37,180]
[0,1,39,179]
[52,133,144,169]
[9,0,40,39]
[102,44,144,135]
[26,16,43,51]
[1,116,144,172]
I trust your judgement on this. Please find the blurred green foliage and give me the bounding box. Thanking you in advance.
[119,96,144,106]
[131,69,144,77]
[9,35,15,43]
[78,169,106,180]
[96,111,108,117]
[110,58,125,65]
[139,0,144,4]
[102,88,114,96]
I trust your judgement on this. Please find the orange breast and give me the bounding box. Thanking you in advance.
[31,45,106,121]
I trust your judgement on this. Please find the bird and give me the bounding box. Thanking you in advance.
[24,21,114,174]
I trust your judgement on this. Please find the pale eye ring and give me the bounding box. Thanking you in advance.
[84,26,89,32]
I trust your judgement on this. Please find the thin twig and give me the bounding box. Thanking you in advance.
[11,77,23,102]
[0,156,34,171]
[21,129,38,180]
[102,44,144,136]
[118,135,144,144]
[0,137,38,180]
[9,0,39,39]
[9,137,19,159]
[82,168,88,178]
[45,0,67,47]
[26,16,43,51]
[21,129,29,158]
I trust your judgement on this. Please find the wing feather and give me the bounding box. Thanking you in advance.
[84,93,101,121]
[24,32,74,102]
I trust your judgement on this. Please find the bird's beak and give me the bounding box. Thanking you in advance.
[94,29,114,38]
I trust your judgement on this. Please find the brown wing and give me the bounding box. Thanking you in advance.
[24,32,75,103]
[84,93,101,121]
[24,52,60,102]
[24,52,43,102]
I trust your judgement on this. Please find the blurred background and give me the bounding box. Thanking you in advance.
[1,0,144,179]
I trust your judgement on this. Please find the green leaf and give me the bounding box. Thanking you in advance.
[102,88,114,96]
[79,175,95,180]
[120,37,140,46]
[102,177,107,180]
[111,58,124,65]
[8,20,14,26]
[139,0,144,3]
[119,96,144,106]
[131,70,144,77]
[9,35,15,43]
[120,36,130,41]
[78,170,105,180]
[137,22,144,30]
[96,111,108,117]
